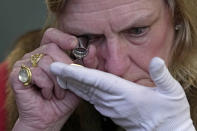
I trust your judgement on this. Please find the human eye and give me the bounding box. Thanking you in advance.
[86,35,104,44]
[77,36,89,48]
[77,34,104,48]
[125,26,149,37]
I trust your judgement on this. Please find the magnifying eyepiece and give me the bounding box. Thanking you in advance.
[72,47,88,59]
[72,36,89,60]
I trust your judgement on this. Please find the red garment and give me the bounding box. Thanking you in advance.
[0,62,8,131]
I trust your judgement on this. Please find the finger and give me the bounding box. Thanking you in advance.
[50,62,149,106]
[22,43,73,64]
[13,61,110,102]
[31,67,54,99]
[38,55,66,99]
[56,76,94,103]
[20,43,74,99]
[50,62,135,94]
[14,59,32,68]
[50,62,104,102]
[10,66,53,99]
[149,57,182,94]
[10,67,31,90]
[18,56,65,99]
[83,45,99,68]
[41,28,78,49]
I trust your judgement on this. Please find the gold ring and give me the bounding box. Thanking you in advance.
[18,64,32,86]
[70,63,84,67]
[31,53,44,67]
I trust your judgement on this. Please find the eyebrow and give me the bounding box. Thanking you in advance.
[65,10,158,36]
[113,10,159,32]
[65,25,104,37]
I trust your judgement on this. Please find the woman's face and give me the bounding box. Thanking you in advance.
[58,0,175,87]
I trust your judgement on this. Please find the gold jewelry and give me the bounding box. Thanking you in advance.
[18,64,32,86]
[31,53,44,67]
[70,63,84,67]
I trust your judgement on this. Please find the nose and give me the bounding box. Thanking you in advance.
[100,37,130,76]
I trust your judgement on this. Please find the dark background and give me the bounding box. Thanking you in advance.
[0,0,47,62]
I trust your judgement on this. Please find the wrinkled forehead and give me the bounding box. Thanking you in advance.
[58,0,165,35]
[63,0,161,13]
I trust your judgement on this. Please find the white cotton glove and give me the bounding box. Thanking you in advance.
[50,57,195,131]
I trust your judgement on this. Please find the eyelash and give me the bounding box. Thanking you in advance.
[77,26,149,45]
[125,26,149,37]
[87,35,104,43]
[77,35,104,48]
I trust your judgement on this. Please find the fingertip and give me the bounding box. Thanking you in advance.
[67,37,78,49]
[50,62,68,75]
[57,76,68,89]
[149,57,165,80]
[149,57,165,71]
[55,85,66,100]
[149,57,180,95]
[42,88,53,100]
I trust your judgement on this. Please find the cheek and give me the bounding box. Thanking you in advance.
[93,42,108,70]
[147,26,174,64]
[127,27,174,72]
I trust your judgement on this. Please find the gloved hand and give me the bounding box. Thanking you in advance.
[50,57,195,131]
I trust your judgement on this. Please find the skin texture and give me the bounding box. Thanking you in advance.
[10,29,81,130]
[58,0,175,87]
[10,0,175,130]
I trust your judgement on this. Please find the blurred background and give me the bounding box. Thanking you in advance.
[0,0,47,62]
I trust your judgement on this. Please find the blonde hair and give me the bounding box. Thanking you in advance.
[45,0,197,90]
[5,0,197,130]
[44,0,197,128]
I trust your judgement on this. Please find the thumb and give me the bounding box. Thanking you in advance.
[149,57,180,94]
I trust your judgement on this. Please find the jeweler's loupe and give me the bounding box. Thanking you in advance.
[72,37,89,59]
